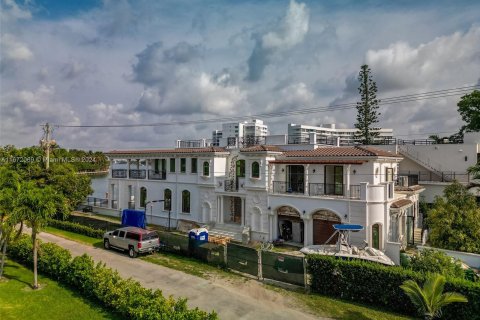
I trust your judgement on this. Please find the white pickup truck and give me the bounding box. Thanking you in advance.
[103,227,159,258]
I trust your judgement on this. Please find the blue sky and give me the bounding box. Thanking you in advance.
[1,0,479,150]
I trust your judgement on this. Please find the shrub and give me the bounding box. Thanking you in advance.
[38,242,72,280]
[407,249,465,280]
[307,255,480,320]
[8,235,217,320]
[47,218,104,238]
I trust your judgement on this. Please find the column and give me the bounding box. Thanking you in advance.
[303,216,313,246]
[346,164,351,195]
[305,164,309,196]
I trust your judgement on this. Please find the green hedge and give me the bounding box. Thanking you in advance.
[8,235,217,320]
[307,255,480,320]
[47,218,105,239]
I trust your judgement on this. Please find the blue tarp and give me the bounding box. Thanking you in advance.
[333,224,364,231]
[121,209,146,228]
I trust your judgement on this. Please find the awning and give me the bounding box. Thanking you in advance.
[390,199,413,209]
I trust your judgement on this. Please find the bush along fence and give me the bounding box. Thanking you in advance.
[47,219,105,238]
[8,235,217,320]
[307,255,480,320]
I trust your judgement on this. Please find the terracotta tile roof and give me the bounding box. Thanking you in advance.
[106,146,227,155]
[282,146,400,158]
[268,159,366,165]
[394,185,425,192]
[240,145,283,152]
[390,199,413,209]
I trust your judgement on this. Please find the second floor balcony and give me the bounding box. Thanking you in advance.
[272,181,361,199]
[129,169,146,179]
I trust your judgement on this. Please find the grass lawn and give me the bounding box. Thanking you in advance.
[0,259,121,320]
[141,252,232,279]
[267,285,413,320]
[41,227,414,319]
[43,226,103,248]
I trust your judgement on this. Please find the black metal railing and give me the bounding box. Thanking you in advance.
[87,197,109,208]
[398,171,470,184]
[111,199,118,209]
[129,169,146,179]
[112,169,127,178]
[272,181,305,194]
[224,179,238,192]
[240,136,266,148]
[148,170,166,180]
[308,183,361,199]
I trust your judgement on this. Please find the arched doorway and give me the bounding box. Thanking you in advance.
[140,187,147,208]
[372,224,381,249]
[277,206,304,243]
[312,210,341,245]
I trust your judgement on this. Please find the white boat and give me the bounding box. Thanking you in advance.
[300,224,395,266]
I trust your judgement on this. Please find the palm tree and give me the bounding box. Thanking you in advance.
[400,274,468,319]
[0,168,22,279]
[15,182,59,289]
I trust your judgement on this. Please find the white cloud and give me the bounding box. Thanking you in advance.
[246,0,310,81]
[262,0,309,50]
[365,26,480,91]
[0,33,33,63]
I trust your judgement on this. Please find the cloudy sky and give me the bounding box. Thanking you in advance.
[1,0,479,150]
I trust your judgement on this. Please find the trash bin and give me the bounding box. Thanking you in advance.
[188,228,209,255]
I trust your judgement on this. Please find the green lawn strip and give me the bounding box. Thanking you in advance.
[266,285,414,320]
[44,226,103,247]
[0,259,121,320]
[40,228,413,320]
[141,252,231,279]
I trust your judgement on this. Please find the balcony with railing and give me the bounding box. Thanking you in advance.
[272,181,305,194]
[272,181,361,199]
[129,169,146,179]
[112,169,127,178]
[148,170,166,180]
[308,183,360,199]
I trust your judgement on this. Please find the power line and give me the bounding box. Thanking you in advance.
[54,85,479,128]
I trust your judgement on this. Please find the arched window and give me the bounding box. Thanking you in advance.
[236,160,245,177]
[251,161,260,178]
[164,189,172,211]
[203,161,210,176]
[182,190,190,213]
[140,187,147,208]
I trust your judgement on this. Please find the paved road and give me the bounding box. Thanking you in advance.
[37,231,324,320]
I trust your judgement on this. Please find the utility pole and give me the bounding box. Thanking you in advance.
[40,123,56,170]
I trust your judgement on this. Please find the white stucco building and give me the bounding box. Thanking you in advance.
[104,144,423,260]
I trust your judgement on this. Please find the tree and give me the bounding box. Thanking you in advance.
[354,64,381,145]
[0,146,93,219]
[457,90,480,134]
[0,168,22,279]
[15,182,61,289]
[427,181,480,253]
[400,274,468,319]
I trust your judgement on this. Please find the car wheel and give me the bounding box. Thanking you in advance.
[128,247,137,258]
[104,239,110,250]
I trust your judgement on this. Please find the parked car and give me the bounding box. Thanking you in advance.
[103,227,159,258]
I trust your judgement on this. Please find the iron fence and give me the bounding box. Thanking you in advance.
[112,169,127,178]
[129,169,146,179]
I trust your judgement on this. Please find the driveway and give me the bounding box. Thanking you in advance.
[37,231,325,320]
